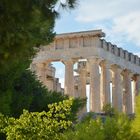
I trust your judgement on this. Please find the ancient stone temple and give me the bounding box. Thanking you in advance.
[31,30,140,115]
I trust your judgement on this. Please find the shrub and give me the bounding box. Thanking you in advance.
[0,99,74,140]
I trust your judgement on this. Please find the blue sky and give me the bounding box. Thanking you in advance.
[55,0,140,53]
[52,0,140,87]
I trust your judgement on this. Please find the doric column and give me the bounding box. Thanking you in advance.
[43,63,55,90]
[132,75,140,113]
[78,62,87,112]
[133,75,140,96]
[36,62,48,82]
[123,70,133,114]
[36,62,53,89]
[111,65,123,112]
[88,58,101,113]
[100,61,111,107]
[44,62,50,78]
[64,59,74,97]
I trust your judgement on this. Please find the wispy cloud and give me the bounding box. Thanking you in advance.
[75,0,140,47]
[113,11,140,46]
[54,0,140,88]
[76,0,139,23]
[134,52,140,57]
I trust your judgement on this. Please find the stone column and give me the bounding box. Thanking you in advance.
[88,58,101,113]
[44,62,50,78]
[100,61,111,107]
[36,62,47,82]
[123,70,133,114]
[74,75,79,98]
[133,75,140,96]
[132,75,140,113]
[111,65,123,112]
[78,63,87,113]
[36,62,54,89]
[64,59,74,97]
[43,63,55,90]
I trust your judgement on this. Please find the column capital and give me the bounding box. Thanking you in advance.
[122,69,133,78]
[88,57,102,65]
[136,74,140,81]
[111,64,119,69]
[78,61,87,72]
[36,61,50,68]
[36,63,45,69]
[111,64,123,74]
[62,59,74,65]
[132,74,140,81]
[100,60,111,68]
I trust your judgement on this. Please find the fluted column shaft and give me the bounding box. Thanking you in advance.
[64,59,74,97]
[36,62,55,90]
[44,63,55,90]
[36,63,49,82]
[78,68,87,112]
[123,71,133,114]
[100,61,111,107]
[89,58,101,113]
[132,75,140,113]
[79,70,86,98]
[112,66,123,112]
[133,75,140,96]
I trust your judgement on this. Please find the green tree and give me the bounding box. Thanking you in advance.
[11,70,67,117]
[0,0,78,114]
[10,70,86,120]
[0,0,77,69]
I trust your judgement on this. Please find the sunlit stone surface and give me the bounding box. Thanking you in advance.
[31,30,140,114]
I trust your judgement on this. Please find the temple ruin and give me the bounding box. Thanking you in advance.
[31,30,140,115]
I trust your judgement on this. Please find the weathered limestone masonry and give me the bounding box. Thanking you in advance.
[32,30,140,115]
[31,63,63,92]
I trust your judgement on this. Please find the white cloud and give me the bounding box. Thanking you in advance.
[54,0,140,88]
[134,52,140,57]
[75,0,140,47]
[76,0,140,23]
[113,11,140,46]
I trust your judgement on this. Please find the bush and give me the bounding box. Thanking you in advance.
[132,95,140,136]
[60,111,139,140]
[0,99,74,140]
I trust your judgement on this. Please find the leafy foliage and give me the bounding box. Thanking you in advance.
[132,95,140,136]
[60,112,139,140]
[103,114,137,140]
[0,0,78,69]
[1,99,73,140]
[10,70,66,117]
[103,104,115,116]
[9,70,86,120]
[1,96,140,140]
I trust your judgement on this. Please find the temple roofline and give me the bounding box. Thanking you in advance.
[55,29,105,39]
